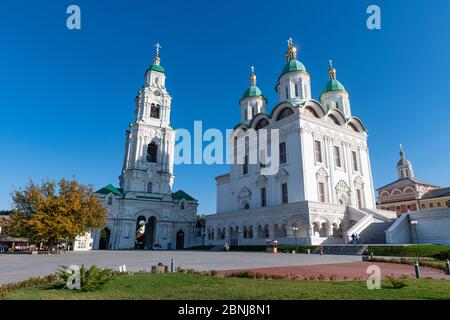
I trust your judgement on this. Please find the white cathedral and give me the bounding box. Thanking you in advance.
[205,38,396,246]
[92,44,199,250]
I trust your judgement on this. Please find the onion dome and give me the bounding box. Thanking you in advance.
[241,66,266,102]
[147,43,165,74]
[323,60,345,93]
[280,37,306,76]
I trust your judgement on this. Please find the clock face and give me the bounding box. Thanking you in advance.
[154,90,161,96]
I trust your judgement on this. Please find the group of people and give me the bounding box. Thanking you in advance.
[351,233,361,245]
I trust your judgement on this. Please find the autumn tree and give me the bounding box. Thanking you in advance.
[4,179,107,249]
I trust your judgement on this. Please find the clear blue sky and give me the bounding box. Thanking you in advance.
[1,0,449,214]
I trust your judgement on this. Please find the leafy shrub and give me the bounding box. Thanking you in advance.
[368,256,446,272]
[386,276,407,289]
[226,271,289,280]
[0,274,59,297]
[176,266,186,273]
[432,250,450,261]
[209,270,218,277]
[227,271,255,278]
[58,265,113,292]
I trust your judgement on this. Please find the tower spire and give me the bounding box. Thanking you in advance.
[153,42,162,65]
[249,66,256,86]
[396,144,414,179]
[399,144,406,158]
[285,37,297,62]
[328,59,336,80]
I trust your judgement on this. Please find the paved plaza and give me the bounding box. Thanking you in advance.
[0,250,361,285]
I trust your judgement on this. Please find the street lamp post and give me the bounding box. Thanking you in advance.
[292,226,299,251]
[410,220,422,259]
[201,232,206,247]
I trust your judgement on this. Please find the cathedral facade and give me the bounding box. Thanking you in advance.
[205,39,396,246]
[93,45,199,250]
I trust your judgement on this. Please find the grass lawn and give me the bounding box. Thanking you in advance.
[2,273,450,300]
[366,244,450,259]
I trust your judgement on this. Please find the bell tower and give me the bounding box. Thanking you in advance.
[396,144,414,179]
[120,43,175,195]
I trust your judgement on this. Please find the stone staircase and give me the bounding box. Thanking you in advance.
[345,207,396,244]
[357,221,393,244]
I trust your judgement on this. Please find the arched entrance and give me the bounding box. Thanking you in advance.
[135,216,146,250]
[99,227,111,250]
[144,216,157,249]
[176,230,185,249]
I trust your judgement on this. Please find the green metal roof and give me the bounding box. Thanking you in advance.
[281,59,306,76]
[148,64,165,73]
[241,85,267,103]
[95,184,123,196]
[323,79,346,94]
[171,190,197,201]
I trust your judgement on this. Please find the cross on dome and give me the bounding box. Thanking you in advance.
[287,37,293,47]
[153,42,162,65]
[328,59,336,79]
[155,43,161,56]
[249,65,256,86]
[285,37,297,61]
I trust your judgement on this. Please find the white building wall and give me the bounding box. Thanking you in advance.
[386,208,450,245]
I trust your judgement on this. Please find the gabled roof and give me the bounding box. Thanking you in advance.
[95,184,123,196]
[376,178,439,191]
[171,190,197,201]
[422,187,450,199]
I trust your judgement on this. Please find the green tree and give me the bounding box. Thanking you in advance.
[4,179,107,249]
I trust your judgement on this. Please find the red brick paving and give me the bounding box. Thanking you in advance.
[218,262,450,280]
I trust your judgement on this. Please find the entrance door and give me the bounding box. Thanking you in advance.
[99,227,111,250]
[176,230,185,249]
[144,217,157,249]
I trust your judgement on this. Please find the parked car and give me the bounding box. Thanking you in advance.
[153,243,162,250]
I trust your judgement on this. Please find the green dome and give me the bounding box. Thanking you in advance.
[281,59,306,76]
[241,85,264,100]
[323,79,346,93]
[148,64,165,73]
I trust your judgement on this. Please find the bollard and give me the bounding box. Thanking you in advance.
[307,249,310,255]
[122,264,127,272]
[445,260,450,275]
[170,258,175,272]
[414,261,421,279]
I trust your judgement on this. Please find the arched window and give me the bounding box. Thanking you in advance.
[180,201,185,210]
[147,143,158,163]
[150,104,160,119]
[147,182,152,193]
[276,108,294,121]
[348,122,359,132]
[294,83,299,97]
[328,115,340,125]
[107,196,113,205]
[255,118,269,130]
[304,106,319,118]
[380,191,390,198]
